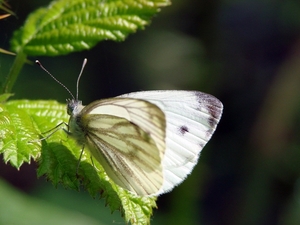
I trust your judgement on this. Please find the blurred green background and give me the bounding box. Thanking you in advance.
[1,0,300,224]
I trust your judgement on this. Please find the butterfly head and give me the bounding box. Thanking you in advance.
[67,99,83,116]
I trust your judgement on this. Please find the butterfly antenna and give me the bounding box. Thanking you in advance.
[35,60,75,100]
[76,58,87,100]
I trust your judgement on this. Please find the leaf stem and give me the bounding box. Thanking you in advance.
[2,51,27,93]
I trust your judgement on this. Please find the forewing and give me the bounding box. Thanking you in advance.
[80,98,166,196]
[119,90,223,195]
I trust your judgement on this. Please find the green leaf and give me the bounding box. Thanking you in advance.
[0,100,41,168]
[0,98,157,225]
[11,0,171,56]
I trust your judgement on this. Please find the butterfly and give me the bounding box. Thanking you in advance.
[36,59,223,196]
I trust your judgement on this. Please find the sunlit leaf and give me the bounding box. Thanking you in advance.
[11,0,171,56]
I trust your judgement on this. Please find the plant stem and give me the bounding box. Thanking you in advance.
[2,51,27,93]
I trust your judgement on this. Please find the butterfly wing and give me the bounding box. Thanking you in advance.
[77,98,166,196]
[118,90,223,195]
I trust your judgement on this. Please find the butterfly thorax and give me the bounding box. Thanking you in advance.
[67,99,86,145]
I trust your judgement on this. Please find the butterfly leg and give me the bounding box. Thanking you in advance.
[76,144,85,175]
[29,122,68,142]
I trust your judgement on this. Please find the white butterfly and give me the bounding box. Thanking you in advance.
[37,59,223,196]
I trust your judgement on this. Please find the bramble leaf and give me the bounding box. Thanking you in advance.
[11,0,171,56]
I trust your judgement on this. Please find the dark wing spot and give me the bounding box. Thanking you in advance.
[194,91,223,126]
[179,125,189,135]
[208,117,218,128]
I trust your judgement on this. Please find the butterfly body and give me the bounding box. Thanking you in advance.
[66,90,222,196]
[36,58,223,196]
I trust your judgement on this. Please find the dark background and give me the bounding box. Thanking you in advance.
[1,0,300,224]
